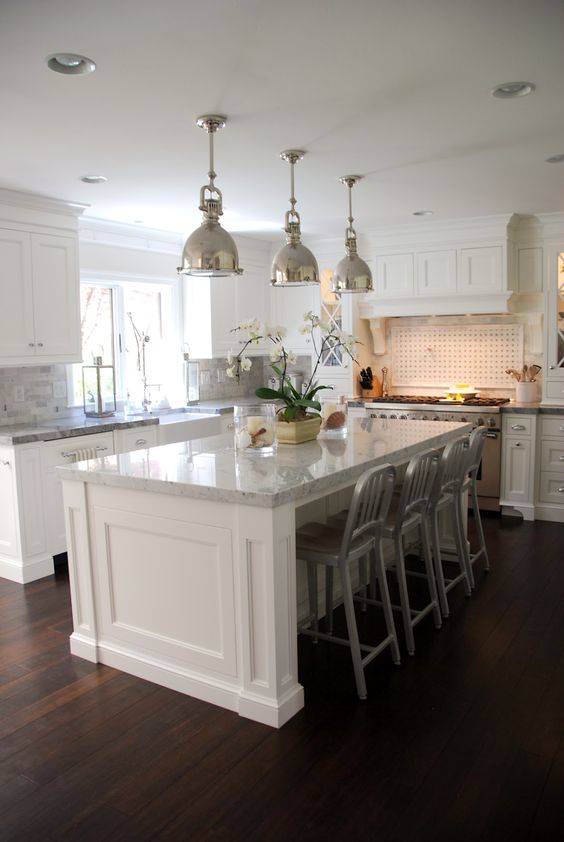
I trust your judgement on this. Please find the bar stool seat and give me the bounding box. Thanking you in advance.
[296,464,400,700]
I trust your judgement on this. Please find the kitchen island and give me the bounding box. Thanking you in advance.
[59,417,471,727]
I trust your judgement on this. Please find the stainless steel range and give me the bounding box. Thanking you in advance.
[365,395,509,511]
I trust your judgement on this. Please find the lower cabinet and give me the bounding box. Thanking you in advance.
[536,416,564,522]
[500,414,536,521]
[41,432,115,557]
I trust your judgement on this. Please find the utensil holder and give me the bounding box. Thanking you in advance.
[516,382,537,403]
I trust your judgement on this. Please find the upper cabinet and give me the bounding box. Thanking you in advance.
[0,190,84,367]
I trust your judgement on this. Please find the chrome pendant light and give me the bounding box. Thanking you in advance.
[271,150,319,287]
[178,115,243,277]
[331,175,372,293]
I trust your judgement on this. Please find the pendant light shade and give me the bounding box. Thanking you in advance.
[331,175,372,293]
[271,150,319,286]
[178,115,243,278]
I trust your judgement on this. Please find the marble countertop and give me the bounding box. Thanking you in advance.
[0,409,217,445]
[347,399,564,415]
[57,417,472,508]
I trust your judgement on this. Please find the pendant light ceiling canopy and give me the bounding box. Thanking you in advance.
[331,175,373,294]
[178,115,243,278]
[271,150,319,287]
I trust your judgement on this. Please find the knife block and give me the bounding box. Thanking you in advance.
[360,376,382,399]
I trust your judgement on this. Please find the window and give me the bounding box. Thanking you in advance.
[68,278,180,409]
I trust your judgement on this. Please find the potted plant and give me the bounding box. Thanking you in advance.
[227,313,358,444]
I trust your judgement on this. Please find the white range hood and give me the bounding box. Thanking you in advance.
[358,291,515,319]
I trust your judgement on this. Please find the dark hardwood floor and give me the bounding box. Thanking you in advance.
[1,514,564,841]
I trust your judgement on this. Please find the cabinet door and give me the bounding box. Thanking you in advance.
[501,437,532,504]
[459,246,503,293]
[375,253,414,297]
[31,234,80,358]
[417,250,457,296]
[15,445,46,557]
[0,229,35,357]
[0,450,18,558]
[41,432,114,555]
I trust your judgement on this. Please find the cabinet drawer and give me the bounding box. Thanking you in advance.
[41,431,115,468]
[545,381,564,401]
[540,417,564,438]
[114,425,158,454]
[538,472,564,505]
[503,415,533,437]
[540,440,564,471]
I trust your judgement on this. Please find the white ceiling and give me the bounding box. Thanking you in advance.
[1,0,564,241]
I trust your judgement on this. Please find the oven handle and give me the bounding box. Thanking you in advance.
[486,431,499,438]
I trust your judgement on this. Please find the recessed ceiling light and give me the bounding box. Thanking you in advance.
[545,153,564,164]
[80,175,107,184]
[413,210,434,216]
[491,81,535,99]
[46,53,96,75]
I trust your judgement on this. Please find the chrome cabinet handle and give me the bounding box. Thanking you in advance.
[28,342,35,347]
[135,439,147,446]
[559,456,564,462]
[560,426,564,432]
[549,365,555,370]
[37,341,44,347]
[511,424,526,430]
[558,487,564,493]
[226,422,234,430]
[514,442,522,447]
[1,459,10,467]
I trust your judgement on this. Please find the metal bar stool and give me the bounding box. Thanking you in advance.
[426,435,472,618]
[378,449,443,655]
[296,464,400,700]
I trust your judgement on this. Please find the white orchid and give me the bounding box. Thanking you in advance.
[270,343,284,363]
[227,349,235,364]
[226,366,237,379]
[286,351,297,365]
[240,356,252,372]
[298,323,312,335]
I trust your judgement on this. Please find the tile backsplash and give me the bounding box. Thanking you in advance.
[196,355,311,402]
[0,365,70,427]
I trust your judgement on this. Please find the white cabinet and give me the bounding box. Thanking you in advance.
[376,253,414,297]
[269,284,316,353]
[0,190,82,367]
[0,442,52,583]
[500,413,536,520]
[417,250,457,296]
[114,424,159,453]
[536,415,564,522]
[41,431,115,557]
[459,246,503,293]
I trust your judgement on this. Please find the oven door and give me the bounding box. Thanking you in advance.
[475,430,501,510]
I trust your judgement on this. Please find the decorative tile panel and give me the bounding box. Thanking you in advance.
[391,324,524,388]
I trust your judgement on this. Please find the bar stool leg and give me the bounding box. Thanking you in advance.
[430,510,450,618]
[394,534,416,656]
[325,568,334,635]
[341,563,367,700]
[373,543,401,665]
[420,520,442,629]
[450,501,472,597]
[455,491,475,588]
[470,477,490,572]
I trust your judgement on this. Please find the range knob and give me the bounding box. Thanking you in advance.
[379,413,387,419]
[432,414,440,421]
[390,413,397,419]
[460,416,467,423]
[488,417,497,428]
[476,417,484,426]
[399,414,408,419]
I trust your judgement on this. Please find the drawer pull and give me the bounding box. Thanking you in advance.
[559,488,564,494]
[135,439,147,446]
[560,456,564,462]
[514,442,522,447]
[560,426,564,432]
[511,424,526,431]
[1,459,11,467]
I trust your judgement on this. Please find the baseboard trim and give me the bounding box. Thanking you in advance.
[0,554,54,583]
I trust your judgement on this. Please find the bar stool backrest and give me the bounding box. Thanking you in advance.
[340,464,396,559]
[432,436,470,505]
[464,427,488,484]
[395,449,441,527]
